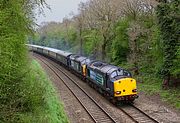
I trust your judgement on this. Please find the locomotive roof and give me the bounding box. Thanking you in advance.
[70,54,80,59]
[89,61,108,69]
[83,58,91,65]
[100,65,119,74]
[76,56,87,62]
[70,54,90,63]
[88,61,126,74]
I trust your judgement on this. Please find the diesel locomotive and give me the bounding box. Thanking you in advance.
[28,44,138,103]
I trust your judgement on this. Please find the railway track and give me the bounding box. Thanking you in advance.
[33,53,159,123]
[118,104,159,123]
[34,54,119,123]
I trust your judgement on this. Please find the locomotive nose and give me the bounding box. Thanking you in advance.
[114,78,137,97]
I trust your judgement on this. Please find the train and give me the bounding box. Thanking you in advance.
[28,44,138,103]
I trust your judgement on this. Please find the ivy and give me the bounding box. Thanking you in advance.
[156,0,180,82]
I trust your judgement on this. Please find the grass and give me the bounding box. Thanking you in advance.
[137,75,180,110]
[9,60,69,123]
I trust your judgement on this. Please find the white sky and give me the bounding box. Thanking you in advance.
[36,0,87,24]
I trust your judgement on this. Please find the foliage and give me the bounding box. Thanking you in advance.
[156,0,180,82]
[111,18,130,65]
[17,60,69,123]
[0,0,68,122]
[82,29,102,58]
[0,60,69,123]
[137,17,162,75]
[29,1,163,78]
[30,22,77,52]
[0,1,30,122]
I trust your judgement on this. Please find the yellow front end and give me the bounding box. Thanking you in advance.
[114,78,137,97]
[82,65,86,76]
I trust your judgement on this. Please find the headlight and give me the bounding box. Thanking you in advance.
[132,89,137,92]
[115,91,121,95]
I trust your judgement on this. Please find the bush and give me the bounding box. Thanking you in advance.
[111,18,130,65]
[0,60,69,123]
[20,60,69,123]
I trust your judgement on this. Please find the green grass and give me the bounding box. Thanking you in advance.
[137,76,180,110]
[13,60,69,123]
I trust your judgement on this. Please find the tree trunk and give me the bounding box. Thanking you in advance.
[79,27,83,55]
[101,43,106,60]
[162,73,170,89]
[101,34,108,60]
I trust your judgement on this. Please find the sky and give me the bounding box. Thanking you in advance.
[36,0,87,24]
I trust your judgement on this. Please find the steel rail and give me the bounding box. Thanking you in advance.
[34,54,118,123]
[117,103,159,123]
[34,53,159,123]
[130,104,159,123]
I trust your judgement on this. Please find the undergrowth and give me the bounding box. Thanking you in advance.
[0,60,69,123]
[21,60,69,123]
[137,76,180,110]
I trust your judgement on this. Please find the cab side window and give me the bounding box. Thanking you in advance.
[117,69,123,76]
[124,70,132,77]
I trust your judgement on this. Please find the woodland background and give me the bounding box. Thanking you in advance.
[30,0,179,88]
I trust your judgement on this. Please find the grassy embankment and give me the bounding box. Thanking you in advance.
[19,60,69,123]
[136,76,180,110]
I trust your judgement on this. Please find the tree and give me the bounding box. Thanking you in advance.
[122,0,158,20]
[74,2,87,55]
[120,0,158,73]
[80,0,123,60]
[156,0,180,88]
[0,0,46,121]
